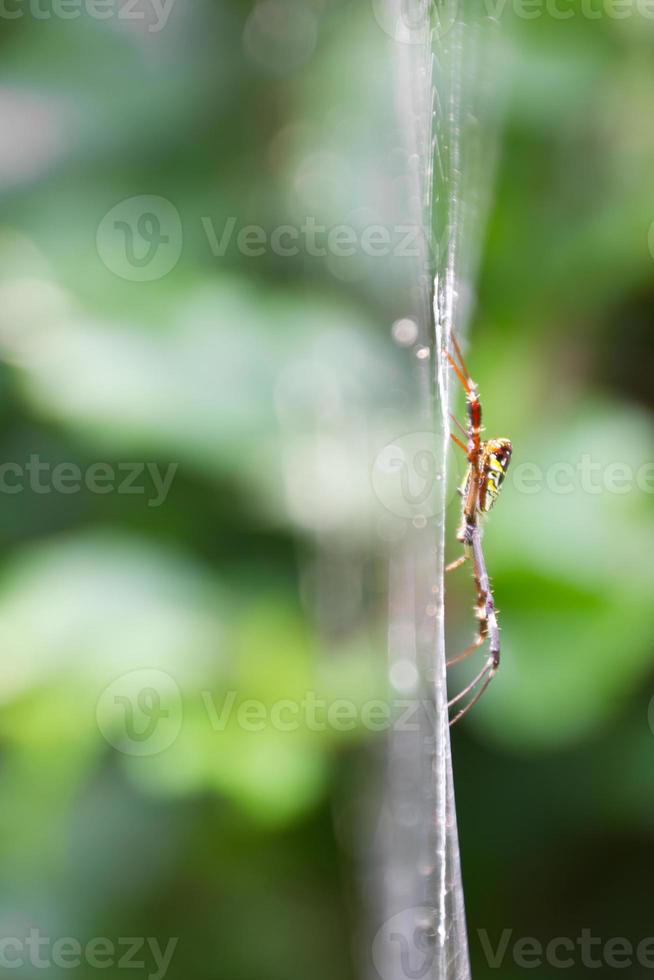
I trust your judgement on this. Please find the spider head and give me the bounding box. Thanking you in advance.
[480,438,512,512]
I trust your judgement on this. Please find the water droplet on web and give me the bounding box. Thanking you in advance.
[392,317,419,347]
[389,659,419,693]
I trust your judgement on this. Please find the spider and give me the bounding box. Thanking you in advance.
[444,333,512,726]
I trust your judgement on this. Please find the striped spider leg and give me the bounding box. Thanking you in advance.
[445,333,512,726]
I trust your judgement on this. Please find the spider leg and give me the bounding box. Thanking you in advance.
[471,525,500,669]
[447,526,500,725]
[450,432,467,453]
[448,664,496,727]
[447,343,482,461]
[446,352,471,395]
[445,553,468,573]
[446,333,472,388]
[447,656,494,710]
[448,603,494,725]
[450,413,468,438]
[449,331,472,383]
[446,609,487,665]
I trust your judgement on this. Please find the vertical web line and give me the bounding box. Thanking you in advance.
[368,2,504,979]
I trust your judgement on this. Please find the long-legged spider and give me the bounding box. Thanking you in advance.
[445,333,512,726]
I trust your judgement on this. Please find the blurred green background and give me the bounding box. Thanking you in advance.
[0,0,653,978]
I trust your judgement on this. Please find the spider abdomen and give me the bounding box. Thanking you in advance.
[479,438,512,512]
